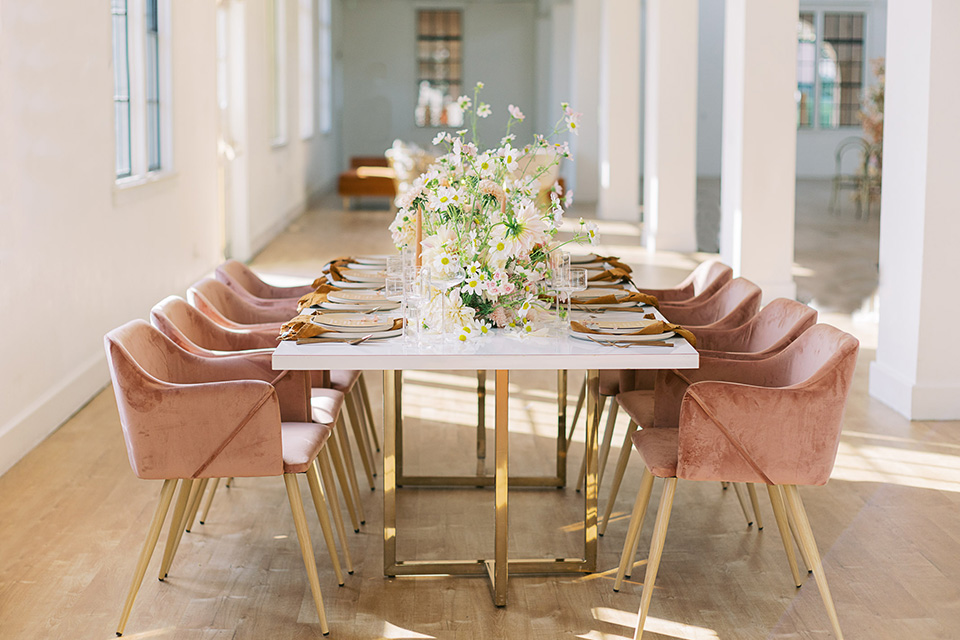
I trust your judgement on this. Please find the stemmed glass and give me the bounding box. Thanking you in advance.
[431,263,466,342]
[384,275,405,337]
[403,266,430,346]
[557,267,588,328]
[549,252,571,329]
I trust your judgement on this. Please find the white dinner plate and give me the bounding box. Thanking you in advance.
[571,330,676,343]
[353,254,391,265]
[327,290,389,304]
[312,313,396,332]
[344,262,387,270]
[319,300,400,312]
[573,288,631,301]
[327,279,384,289]
[570,253,599,264]
[581,319,656,333]
[340,268,387,283]
[574,301,641,310]
[311,328,403,340]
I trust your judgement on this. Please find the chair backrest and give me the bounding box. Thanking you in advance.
[215,260,269,299]
[688,260,734,299]
[151,295,275,355]
[188,278,293,328]
[666,277,761,329]
[697,298,817,356]
[835,136,870,175]
[676,324,859,486]
[104,320,283,480]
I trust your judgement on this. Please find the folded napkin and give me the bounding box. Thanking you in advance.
[279,315,403,341]
[589,267,634,284]
[595,256,633,273]
[570,291,659,308]
[326,258,353,282]
[297,283,342,311]
[570,320,696,347]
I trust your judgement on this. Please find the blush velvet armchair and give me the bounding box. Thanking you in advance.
[105,320,340,636]
[151,295,368,542]
[599,298,819,535]
[215,258,315,302]
[612,324,859,640]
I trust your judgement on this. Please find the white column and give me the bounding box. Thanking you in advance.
[643,0,698,253]
[570,0,601,204]
[720,0,798,300]
[597,0,641,221]
[869,0,960,420]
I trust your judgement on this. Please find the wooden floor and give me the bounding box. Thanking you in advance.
[2,198,959,639]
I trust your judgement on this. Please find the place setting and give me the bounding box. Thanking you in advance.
[568,317,682,348]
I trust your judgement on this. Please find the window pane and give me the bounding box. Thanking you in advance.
[298,0,315,139]
[146,1,161,171]
[318,0,333,133]
[415,10,463,127]
[112,0,131,178]
[820,13,864,128]
[796,13,815,128]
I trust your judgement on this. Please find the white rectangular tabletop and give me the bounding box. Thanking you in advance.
[272,331,699,371]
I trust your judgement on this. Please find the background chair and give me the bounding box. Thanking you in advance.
[613,324,859,639]
[634,259,733,306]
[215,259,315,302]
[105,320,339,636]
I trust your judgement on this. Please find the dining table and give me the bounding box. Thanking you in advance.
[273,314,699,606]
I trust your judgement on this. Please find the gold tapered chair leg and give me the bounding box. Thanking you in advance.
[597,401,619,487]
[184,477,209,533]
[158,478,194,580]
[116,479,176,637]
[336,416,366,525]
[346,392,376,489]
[633,477,678,640]
[576,395,607,492]
[306,459,345,586]
[784,485,813,572]
[600,420,638,536]
[783,485,844,640]
[328,428,361,532]
[732,483,754,526]
[283,473,330,636]
[614,467,655,591]
[358,372,380,452]
[318,448,354,573]
[225,477,234,488]
[566,376,586,452]
[767,484,802,587]
[199,478,220,525]
[746,483,763,530]
[353,389,378,478]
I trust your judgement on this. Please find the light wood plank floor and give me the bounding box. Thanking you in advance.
[2,197,958,639]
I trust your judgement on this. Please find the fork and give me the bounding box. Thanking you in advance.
[297,334,374,346]
[582,335,674,349]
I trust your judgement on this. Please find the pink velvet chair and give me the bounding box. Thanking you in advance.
[572,276,761,496]
[188,278,382,483]
[635,259,733,305]
[105,320,340,636]
[151,295,370,538]
[613,324,859,639]
[599,298,819,534]
[215,258,315,301]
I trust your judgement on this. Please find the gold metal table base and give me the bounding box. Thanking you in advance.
[383,369,599,606]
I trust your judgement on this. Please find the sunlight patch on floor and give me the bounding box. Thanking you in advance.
[590,608,720,640]
[380,621,436,639]
[833,439,960,492]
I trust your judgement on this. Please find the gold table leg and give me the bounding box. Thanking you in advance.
[477,370,487,460]
[584,369,599,571]
[557,370,568,487]
[383,370,401,577]
[494,370,509,606]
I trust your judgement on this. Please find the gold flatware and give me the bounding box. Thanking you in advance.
[582,335,675,349]
[296,334,375,345]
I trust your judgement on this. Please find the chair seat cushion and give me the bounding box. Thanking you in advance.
[311,388,344,424]
[599,370,619,396]
[631,427,679,478]
[615,390,655,428]
[281,422,332,474]
[330,369,361,393]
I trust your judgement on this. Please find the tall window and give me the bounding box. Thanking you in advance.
[112,0,132,178]
[318,0,333,133]
[796,11,865,129]
[267,0,288,144]
[415,10,463,128]
[146,0,161,170]
[298,0,315,140]
[111,0,169,181]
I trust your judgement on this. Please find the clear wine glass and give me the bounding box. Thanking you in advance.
[403,267,430,346]
[566,268,588,326]
[385,255,404,279]
[431,264,466,342]
[549,252,571,327]
[385,275,405,337]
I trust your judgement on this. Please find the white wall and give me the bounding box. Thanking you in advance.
[339,0,537,163]
[0,1,221,476]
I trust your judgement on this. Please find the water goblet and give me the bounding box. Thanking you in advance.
[385,275,405,337]
[431,264,466,342]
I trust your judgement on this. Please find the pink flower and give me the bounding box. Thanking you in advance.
[508,104,525,122]
[490,306,510,328]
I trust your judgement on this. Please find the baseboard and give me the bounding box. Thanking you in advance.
[869,359,960,420]
[0,352,110,477]
[250,200,307,258]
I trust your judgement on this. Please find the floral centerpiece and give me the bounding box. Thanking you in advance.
[389,83,597,339]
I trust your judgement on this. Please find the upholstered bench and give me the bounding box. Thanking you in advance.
[337,157,396,210]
